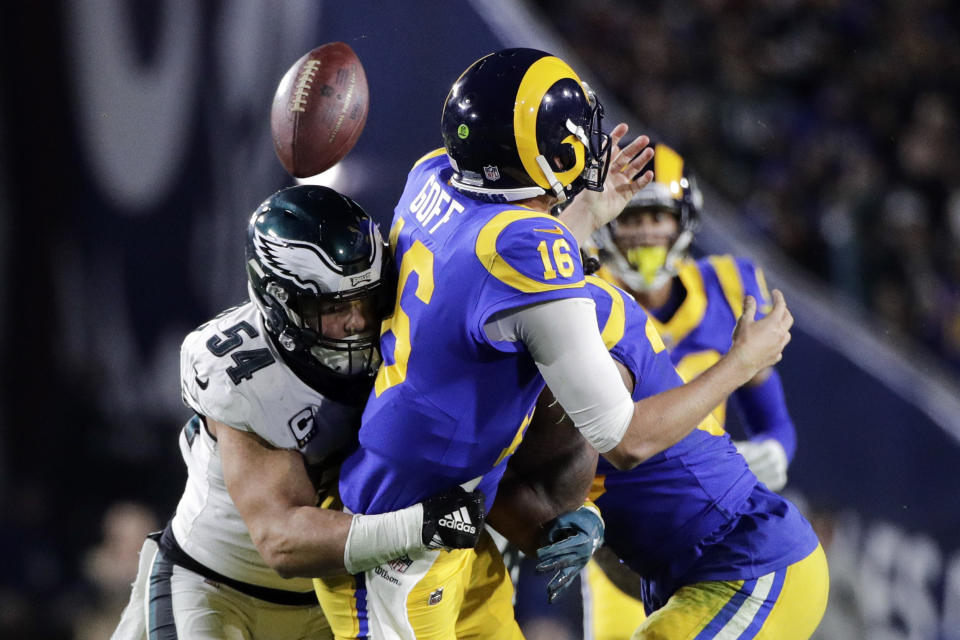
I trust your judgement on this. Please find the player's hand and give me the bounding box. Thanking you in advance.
[535,504,605,603]
[735,439,789,491]
[558,124,654,242]
[728,290,793,384]
[420,485,486,550]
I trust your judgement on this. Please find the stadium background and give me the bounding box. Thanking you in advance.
[0,1,958,638]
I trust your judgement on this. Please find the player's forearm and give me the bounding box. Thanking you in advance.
[591,545,644,601]
[608,353,753,469]
[491,389,600,554]
[488,470,557,555]
[257,503,437,579]
[253,506,353,578]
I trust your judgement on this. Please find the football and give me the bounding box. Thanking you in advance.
[270,42,369,178]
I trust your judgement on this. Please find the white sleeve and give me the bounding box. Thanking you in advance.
[484,297,634,453]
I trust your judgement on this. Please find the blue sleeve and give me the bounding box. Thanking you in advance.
[587,279,685,400]
[730,368,797,460]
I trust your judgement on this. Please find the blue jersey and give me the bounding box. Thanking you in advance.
[339,150,589,515]
[598,256,770,428]
[586,278,818,610]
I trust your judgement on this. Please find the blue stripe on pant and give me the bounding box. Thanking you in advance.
[692,578,758,639]
[356,572,369,639]
[691,567,788,640]
[148,549,178,640]
[739,568,787,638]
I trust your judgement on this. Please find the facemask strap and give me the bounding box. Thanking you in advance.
[536,155,568,202]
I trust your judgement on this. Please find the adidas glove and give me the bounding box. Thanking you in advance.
[735,438,788,491]
[421,485,486,550]
[535,504,604,603]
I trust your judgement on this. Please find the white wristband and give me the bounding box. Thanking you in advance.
[343,504,426,575]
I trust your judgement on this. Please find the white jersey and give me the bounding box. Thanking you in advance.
[172,302,362,592]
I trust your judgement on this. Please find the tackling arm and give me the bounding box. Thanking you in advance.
[214,417,485,578]
[214,417,352,578]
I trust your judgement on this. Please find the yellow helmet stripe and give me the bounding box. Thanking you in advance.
[514,56,586,190]
[654,144,685,200]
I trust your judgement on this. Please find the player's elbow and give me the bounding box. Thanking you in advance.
[601,440,650,471]
[601,417,664,469]
[265,553,300,580]
[251,526,305,579]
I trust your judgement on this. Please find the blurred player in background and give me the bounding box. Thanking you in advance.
[595,142,796,489]
[315,47,793,639]
[572,145,810,639]
[111,185,485,640]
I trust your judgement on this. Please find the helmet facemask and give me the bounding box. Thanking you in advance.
[594,142,702,292]
[563,84,611,197]
[598,206,693,292]
[265,280,385,378]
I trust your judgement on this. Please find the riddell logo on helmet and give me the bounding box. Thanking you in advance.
[350,273,372,286]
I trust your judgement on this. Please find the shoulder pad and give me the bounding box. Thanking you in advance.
[411,148,447,171]
[705,255,772,317]
[180,304,271,432]
[475,209,584,293]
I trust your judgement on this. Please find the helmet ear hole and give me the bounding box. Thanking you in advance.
[554,146,576,172]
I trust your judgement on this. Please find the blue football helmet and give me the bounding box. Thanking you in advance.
[441,48,611,204]
[594,142,703,292]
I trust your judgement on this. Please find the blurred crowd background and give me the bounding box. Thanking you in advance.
[1,1,958,638]
[536,0,960,370]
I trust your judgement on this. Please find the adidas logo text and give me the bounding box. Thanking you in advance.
[438,518,477,534]
[438,506,476,534]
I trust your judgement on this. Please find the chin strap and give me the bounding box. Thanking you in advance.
[536,155,567,202]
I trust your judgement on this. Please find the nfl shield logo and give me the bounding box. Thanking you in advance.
[428,587,444,605]
[483,165,500,181]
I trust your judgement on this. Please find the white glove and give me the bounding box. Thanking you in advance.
[734,438,788,491]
